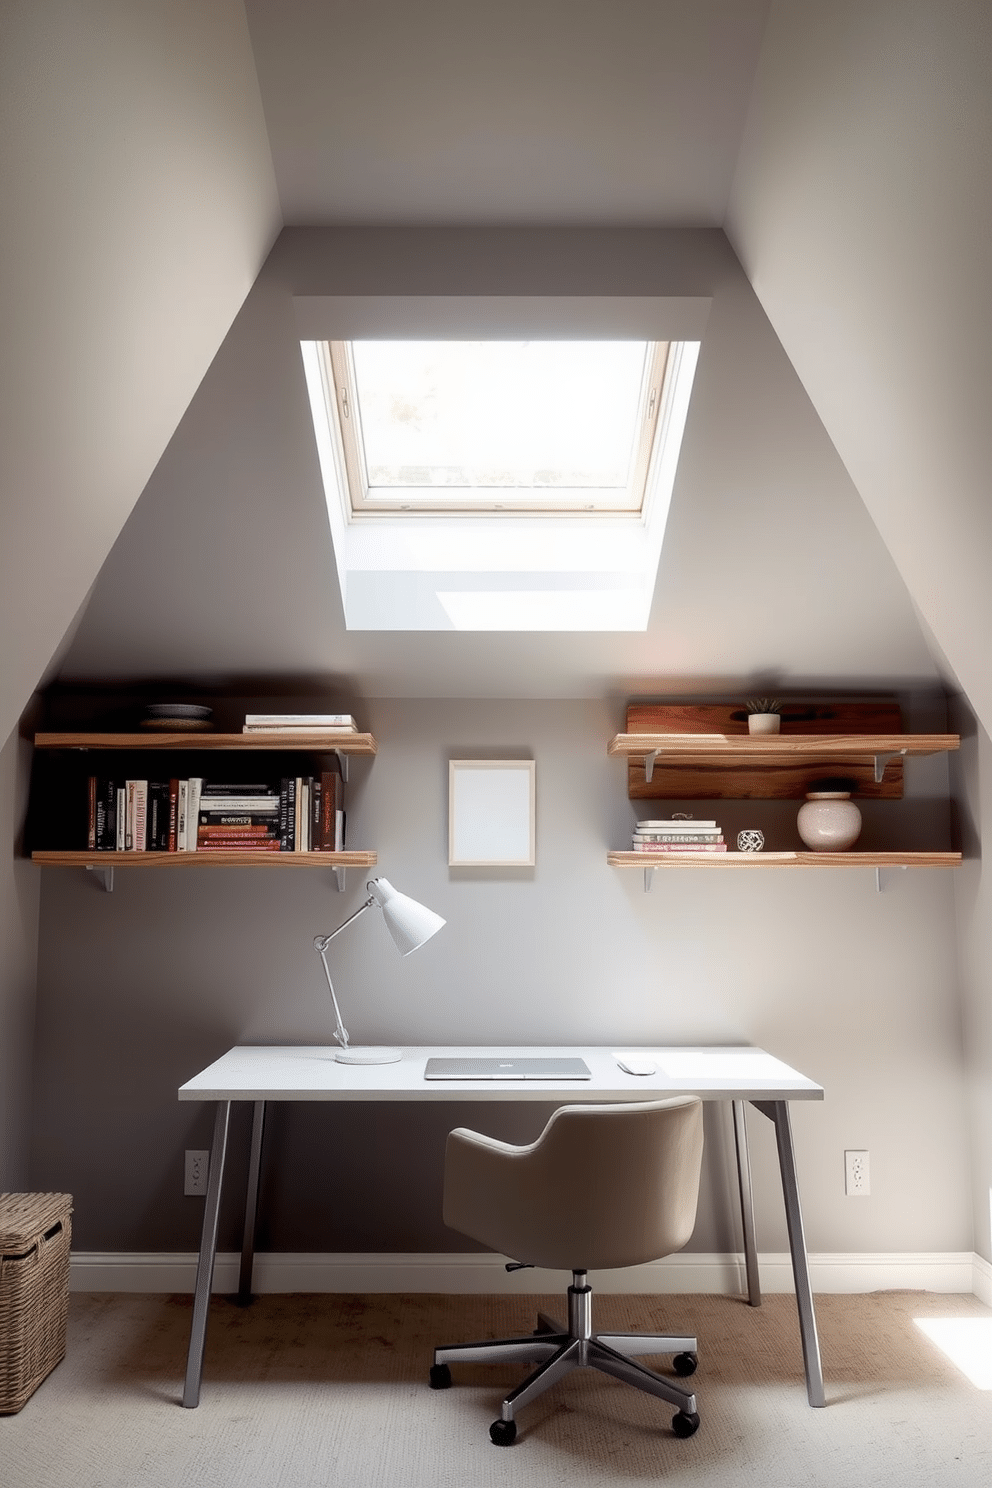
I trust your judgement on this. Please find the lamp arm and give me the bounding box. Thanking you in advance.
[314,896,375,1050]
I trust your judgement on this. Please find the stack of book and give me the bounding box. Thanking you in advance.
[86,777,202,852]
[197,783,281,851]
[631,819,727,853]
[241,713,357,736]
[86,772,345,853]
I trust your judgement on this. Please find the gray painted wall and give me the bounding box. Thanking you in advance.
[0,730,40,1187]
[58,227,939,698]
[28,225,970,1258]
[726,0,992,1264]
[0,0,279,1194]
[0,1,280,747]
[30,697,969,1256]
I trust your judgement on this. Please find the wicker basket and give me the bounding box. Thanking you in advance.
[0,1192,73,1413]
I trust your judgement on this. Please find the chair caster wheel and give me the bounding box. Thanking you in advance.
[672,1410,700,1438]
[673,1351,698,1376]
[490,1418,517,1446]
[429,1363,451,1389]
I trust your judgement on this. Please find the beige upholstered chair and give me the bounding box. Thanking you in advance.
[430,1095,705,1445]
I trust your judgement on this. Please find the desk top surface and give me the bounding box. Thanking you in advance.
[179,1044,823,1103]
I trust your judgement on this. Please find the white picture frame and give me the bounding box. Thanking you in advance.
[448,760,536,867]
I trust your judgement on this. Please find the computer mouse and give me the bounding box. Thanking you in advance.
[616,1055,657,1076]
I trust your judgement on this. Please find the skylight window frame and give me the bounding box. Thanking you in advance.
[318,338,672,519]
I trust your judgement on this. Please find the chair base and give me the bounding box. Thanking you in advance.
[432,1272,699,1441]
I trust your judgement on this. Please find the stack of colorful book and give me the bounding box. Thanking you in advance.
[631,819,727,853]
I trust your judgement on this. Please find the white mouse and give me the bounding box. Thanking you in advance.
[616,1055,657,1076]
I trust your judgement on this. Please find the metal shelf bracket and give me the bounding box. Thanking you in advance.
[333,866,347,892]
[876,864,907,893]
[644,866,655,893]
[643,749,660,785]
[86,864,114,893]
[873,750,905,784]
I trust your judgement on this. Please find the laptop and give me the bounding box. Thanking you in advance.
[424,1056,592,1081]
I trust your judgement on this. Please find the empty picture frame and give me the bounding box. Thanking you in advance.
[448,760,536,867]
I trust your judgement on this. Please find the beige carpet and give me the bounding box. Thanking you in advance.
[4,1289,992,1487]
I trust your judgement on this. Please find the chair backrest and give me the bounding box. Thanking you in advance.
[443,1096,704,1272]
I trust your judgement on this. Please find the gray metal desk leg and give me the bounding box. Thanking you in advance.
[731,1099,761,1306]
[182,1100,231,1408]
[237,1100,267,1305]
[753,1099,825,1408]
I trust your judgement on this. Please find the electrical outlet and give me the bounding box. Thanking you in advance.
[184,1149,209,1196]
[844,1149,870,1196]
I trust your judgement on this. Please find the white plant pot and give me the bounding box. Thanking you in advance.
[748,713,781,735]
[797,791,862,852]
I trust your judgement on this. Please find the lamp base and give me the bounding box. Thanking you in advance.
[334,1046,403,1065]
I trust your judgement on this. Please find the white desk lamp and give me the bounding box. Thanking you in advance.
[314,876,445,1064]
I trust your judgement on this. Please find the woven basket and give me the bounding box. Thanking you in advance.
[0,1192,73,1413]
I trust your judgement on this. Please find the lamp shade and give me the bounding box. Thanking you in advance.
[368,877,446,956]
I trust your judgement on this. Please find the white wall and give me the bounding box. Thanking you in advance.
[725,0,992,1266]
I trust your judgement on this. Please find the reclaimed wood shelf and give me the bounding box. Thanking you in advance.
[609,731,959,799]
[32,850,378,869]
[30,730,378,889]
[608,850,962,869]
[608,848,962,893]
[33,731,377,753]
[609,702,961,889]
[611,697,958,800]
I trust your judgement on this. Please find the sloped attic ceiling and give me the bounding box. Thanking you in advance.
[726,0,992,738]
[56,227,940,700]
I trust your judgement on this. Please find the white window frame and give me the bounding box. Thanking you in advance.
[318,339,672,517]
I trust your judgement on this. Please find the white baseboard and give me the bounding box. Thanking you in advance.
[69,1249,983,1297]
[974,1251,992,1307]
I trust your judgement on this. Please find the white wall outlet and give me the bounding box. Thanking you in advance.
[844,1149,870,1196]
[184,1149,209,1196]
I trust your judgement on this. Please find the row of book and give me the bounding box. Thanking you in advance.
[85,775,345,853]
[241,712,358,736]
[630,818,727,853]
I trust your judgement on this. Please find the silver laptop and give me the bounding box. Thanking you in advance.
[424,1056,592,1080]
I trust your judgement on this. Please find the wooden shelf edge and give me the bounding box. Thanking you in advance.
[607,851,962,868]
[607,733,959,759]
[33,731,378,754]
[31,851,379,868]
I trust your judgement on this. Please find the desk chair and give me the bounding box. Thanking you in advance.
[429,1096,704,1445]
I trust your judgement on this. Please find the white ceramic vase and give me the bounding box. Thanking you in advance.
[748,713,781,735]
[796,791,862,852]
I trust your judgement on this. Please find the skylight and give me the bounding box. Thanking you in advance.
[299,314,703,632]
[321,340,669,515]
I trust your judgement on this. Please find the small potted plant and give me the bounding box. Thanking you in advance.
[745,698,782,735]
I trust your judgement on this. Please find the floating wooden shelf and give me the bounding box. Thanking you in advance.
[609,731,959,799]
[608,733,958,762]
[30,729,378,889]
[31,850,378,869]
[609,702,961,887]
[33,731,377,754]
[607,850,962,870]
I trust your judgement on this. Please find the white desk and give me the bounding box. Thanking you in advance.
[178,1044,825,1409]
